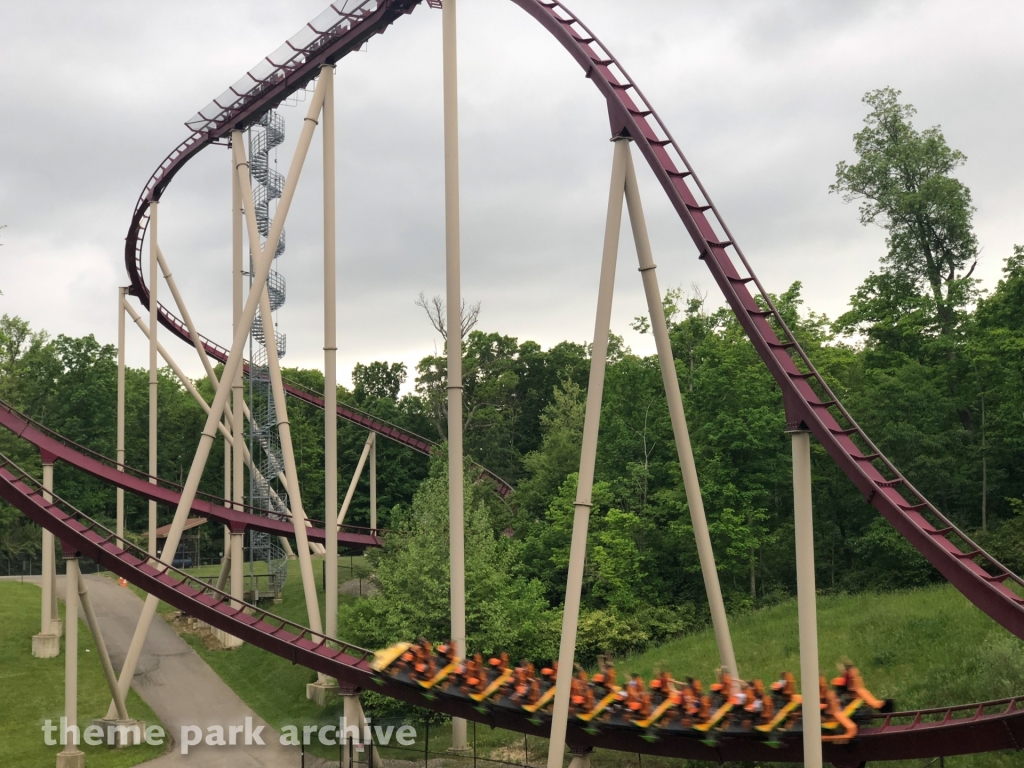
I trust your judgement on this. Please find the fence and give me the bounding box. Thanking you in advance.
[297,718,549,768]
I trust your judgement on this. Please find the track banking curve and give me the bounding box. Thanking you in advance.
[29,0,1003,761]
[0,399,381,550]
[120,0,511,498]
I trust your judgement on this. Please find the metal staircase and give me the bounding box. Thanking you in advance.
[246,109,289,598]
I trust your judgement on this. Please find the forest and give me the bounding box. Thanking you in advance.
[2,88,1023,664]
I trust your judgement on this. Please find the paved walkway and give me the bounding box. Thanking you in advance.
[21,574,304,767]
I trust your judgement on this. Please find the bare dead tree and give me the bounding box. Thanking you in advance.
[415,292,481,341]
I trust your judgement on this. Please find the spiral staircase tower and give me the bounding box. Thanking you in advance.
[247,110,289,598]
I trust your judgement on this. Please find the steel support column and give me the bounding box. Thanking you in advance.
[337,434,373,528]
[41,460,54,635]
[792,429,822,767]
[148,202,159,558]
[622,146,738,678]
[246,166,324,635]
[106,77,327,717]
[231,134,245,525]
[322,63,339,643]
[547,137,629,768]
[117,286,126,543]
[58,556,84,767]
[442,0,467,750]
[78,579,129,720]
[369,433,377,531]
[34,458,60,657]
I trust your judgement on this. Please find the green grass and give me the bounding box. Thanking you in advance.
[0,582,166,768]
[180,565,1024,767]
[620,585,1024,713]
[174,556,375,760]
[614,584,1024,767]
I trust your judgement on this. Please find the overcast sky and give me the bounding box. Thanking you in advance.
[2,0,1023,393]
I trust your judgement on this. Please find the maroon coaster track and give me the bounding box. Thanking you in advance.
[2,0,1006,761]
[5,452,1024,763]
[0,399,381,550]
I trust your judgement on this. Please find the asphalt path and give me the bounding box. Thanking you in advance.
[14,574,305,766]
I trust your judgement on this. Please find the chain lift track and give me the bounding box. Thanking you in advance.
[18,0,1002,761]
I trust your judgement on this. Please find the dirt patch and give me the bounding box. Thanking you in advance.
[165,610,228,651]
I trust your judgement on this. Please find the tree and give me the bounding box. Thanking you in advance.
[341,455,556,660]
[831,88,979,345]
[352,361,406,403]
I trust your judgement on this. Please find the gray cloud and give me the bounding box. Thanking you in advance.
[2,0,1022,392]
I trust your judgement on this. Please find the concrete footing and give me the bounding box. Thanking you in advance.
[212,628,243,649]
[91,718,146,748]
[568,746,593,768]
[32,632,60,658]
[51,618,64,638]
[306,680,339,706]
[55,749,85,768]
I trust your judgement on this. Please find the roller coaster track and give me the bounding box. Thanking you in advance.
[5,454,1024,763]
[120,0,511,498]
[0,0,1004,761]
[0,400,380,550]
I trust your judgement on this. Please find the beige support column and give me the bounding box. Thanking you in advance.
[547,137,629,768]
[230,531,245,611]
[622,147,738,678]
[231,120,327,580]
[215,548,230,592]
[223,435,232,592]
[239,147,323,634]
[46,462,61,640]
[231,135,246,543]
[792,429,822,767]
[148,202,159,558]
[567,747,593,768]
[323,63,339,644]
[33,459,60,658]
[122,297,308,568]
[369,434,377,531]
[105,78,327,718]
[224,436,231,502]
[442,0,467,750]
[41,461,54,633]
[117,286,126,543]
[340,688,381,766]
[78,580,129,721]
[58,556,85,768]
[255,285,323,633]
[337,434,373,528]
[156,230,321,556]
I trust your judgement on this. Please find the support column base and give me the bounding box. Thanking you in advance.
[91,719,146,748]
[32,633,60,658]
[56,750,85,768]
[306,680,339,706]
[568,746,593,768]
[212,628,243,649]
[51,619,64,638]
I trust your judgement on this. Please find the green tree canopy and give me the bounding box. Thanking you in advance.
[831,87,978,347]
